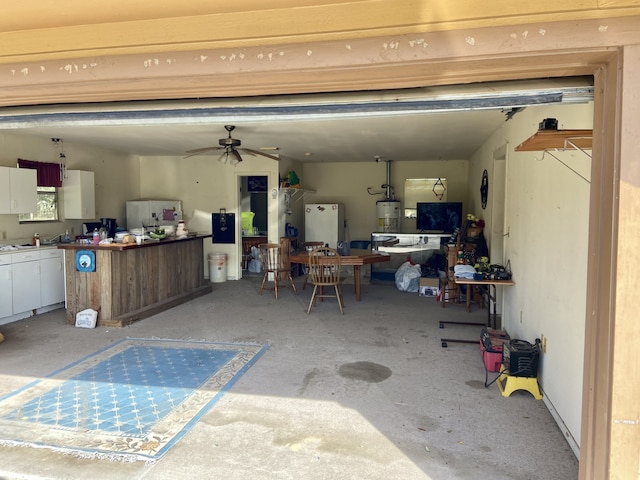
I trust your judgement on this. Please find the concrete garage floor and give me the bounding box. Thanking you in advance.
[0,276,578,480]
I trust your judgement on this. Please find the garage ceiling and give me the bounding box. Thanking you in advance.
[0,77,593,163]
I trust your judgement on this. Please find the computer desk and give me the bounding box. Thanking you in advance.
[440,277,515,347]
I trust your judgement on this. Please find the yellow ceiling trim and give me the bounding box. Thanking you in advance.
[0,1,638,63]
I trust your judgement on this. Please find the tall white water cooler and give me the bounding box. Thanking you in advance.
[305,203,345,248]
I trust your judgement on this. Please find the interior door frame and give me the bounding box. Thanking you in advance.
[237,172,270,280]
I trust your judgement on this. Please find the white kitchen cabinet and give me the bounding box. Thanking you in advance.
[40,249,65,307]
[63,170,95,219]
[11,250,41,314]
[0,166,37,214]
[0,247,65,324]
[0,256,12,318]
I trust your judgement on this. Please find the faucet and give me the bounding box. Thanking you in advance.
[44,233,66,244]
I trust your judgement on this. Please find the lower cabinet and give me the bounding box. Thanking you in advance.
[0,262,12,318]
[40,250,65,306]
[0,247,65,324]
[11,251,41,314]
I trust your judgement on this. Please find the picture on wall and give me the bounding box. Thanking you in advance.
[248,176,268,193]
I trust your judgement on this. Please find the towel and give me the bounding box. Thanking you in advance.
[454,264,477,279]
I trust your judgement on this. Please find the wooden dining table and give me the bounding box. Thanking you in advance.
[288,248,390,301]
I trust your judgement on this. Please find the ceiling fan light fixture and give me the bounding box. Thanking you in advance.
[185,125,280,163]
[230,149,243,165]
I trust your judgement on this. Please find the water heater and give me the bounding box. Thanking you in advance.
[377,200,401,233]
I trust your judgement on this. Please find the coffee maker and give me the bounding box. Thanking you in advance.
[101,218,117,238]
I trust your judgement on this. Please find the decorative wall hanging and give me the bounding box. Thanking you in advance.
[480,169,489,210]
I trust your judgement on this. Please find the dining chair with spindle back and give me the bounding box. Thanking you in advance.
[301,241,324,289]
[306,247,344,314]
[258,243,297,299]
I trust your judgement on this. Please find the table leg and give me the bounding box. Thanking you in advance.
[353,265,361,301]
[490,285,496,329]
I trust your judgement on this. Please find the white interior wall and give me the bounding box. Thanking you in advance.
[0,132,140,242]
[300,159,469,243]
[138,155,281,280]
[469,102,594,455]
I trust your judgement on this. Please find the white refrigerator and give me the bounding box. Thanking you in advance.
[126,200,183,230]
[305,203,345,248]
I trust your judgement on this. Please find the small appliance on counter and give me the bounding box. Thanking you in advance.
[82,221,103,236]
[101,218,118,238]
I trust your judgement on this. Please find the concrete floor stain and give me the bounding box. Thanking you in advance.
[338,361,392,383]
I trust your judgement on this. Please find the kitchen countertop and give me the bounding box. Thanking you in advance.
[0,244,59,254]
[56,234,212,251]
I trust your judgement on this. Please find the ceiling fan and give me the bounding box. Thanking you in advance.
[184,125,279,165]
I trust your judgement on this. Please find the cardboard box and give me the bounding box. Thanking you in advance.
[419,277,440,297]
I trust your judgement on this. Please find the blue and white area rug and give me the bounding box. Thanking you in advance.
[0,338,269,463]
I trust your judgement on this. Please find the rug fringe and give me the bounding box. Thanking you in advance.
[127,336,270,347]
[0,439,157,464]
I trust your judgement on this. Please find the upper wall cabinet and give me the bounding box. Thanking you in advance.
[63,170,95,219]
[0,166,37,214]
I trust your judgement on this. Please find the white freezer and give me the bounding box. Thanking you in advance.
[126,200,183,230]
[304,203,345,248]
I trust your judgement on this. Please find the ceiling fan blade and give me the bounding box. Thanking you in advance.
[184,146,224,158]
[185,146,221,154]
[230,149,243,165]
[241,148,280,160]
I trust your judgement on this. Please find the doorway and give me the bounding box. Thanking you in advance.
[239,175,269,276]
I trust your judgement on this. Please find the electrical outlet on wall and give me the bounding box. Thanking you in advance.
[540,334,548,353]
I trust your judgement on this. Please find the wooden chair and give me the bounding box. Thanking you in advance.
[306,247,344,314]
[258,243,297,299]
[301,241,324,289]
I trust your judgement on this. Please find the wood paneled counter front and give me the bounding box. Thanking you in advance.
[58,235,212,327]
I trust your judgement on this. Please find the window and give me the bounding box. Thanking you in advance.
[19,186,59,222]
[404,178,448,219]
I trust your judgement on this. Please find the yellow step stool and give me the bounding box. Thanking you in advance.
[497,367,542,400]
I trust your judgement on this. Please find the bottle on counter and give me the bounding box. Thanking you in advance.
[33,233,40,247]
[64,230,70,243]
[92,228,100,245]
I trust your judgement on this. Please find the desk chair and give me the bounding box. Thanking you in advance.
[258,243,297,299]
[307,247,344,314]
[301,241,325,289]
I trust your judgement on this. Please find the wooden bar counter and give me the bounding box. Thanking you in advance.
[58,235,212,327]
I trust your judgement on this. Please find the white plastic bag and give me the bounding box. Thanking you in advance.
[395,261,422,292]
[75,308,98,328]
[248,245,262,272]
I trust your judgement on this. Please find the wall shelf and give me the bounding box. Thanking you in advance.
[515,129,592,152]
[515,128,593,184]
[280,188,315,203]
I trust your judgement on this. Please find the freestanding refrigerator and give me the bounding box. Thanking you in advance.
[304,203,345,248]
[126,200,183,230]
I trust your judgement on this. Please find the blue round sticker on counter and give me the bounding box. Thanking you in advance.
[75,250,96,272]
